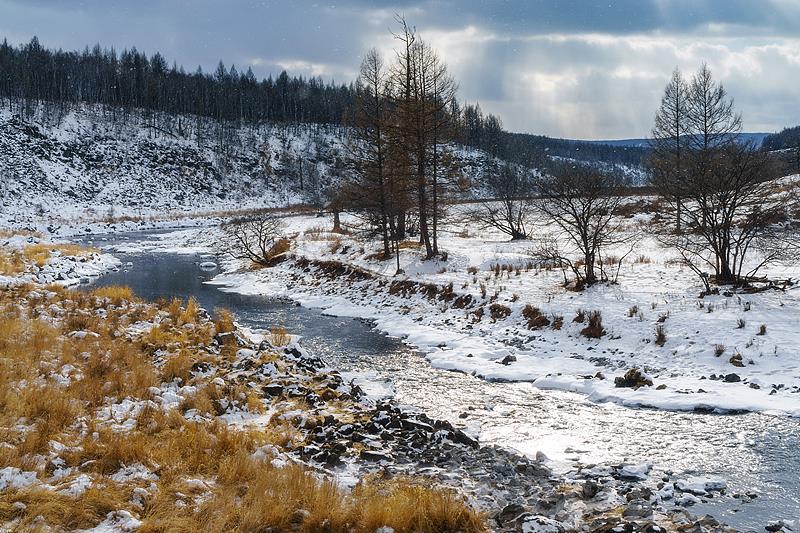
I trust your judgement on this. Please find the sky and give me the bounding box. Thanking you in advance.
[2,0,799,139]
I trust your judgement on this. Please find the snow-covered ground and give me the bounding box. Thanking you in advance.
[107,206,800,418]
[0,105,501,232]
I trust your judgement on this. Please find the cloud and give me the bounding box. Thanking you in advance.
[0,0,798,138]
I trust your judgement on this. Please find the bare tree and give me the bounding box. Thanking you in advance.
[686,63,742,151]
[390,16,457,259]
[217,214,287,267]
[536,164,627,287]
[659,144,797,288]
[649,68,689,232]
[468,162,535,240]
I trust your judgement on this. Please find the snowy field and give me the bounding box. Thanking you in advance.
[105,204,800,419]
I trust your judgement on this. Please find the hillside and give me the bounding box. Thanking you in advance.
[0,105,501,228]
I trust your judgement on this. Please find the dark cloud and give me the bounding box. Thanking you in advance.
[1,0,798,138]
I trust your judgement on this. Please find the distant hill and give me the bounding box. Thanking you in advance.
[582,133,771,149]
[762,127,800,151]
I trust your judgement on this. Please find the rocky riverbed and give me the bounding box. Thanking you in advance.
[224,322,738,532]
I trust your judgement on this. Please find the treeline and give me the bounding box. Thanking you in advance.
[762,126,800,171]
[762,126,800,151]
[457,102,647,167]
[0,35,650,172]
[0,36,354,125]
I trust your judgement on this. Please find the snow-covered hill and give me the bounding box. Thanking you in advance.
[0,105,501,228]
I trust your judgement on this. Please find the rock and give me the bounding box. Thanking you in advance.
[495,503,526,525]
[451,429,479,448]
[765,521,785,532]
[617,462,652,480]
[582,480,599,500]
[623,502,653,518]
[675,476,727,495]
[724,373,741,383]
[290,509,310,525]
[360,449,394,462]
[263,383,284,396]
[614,368,653,389]
[517,515,565,533]
[498,354,517,365]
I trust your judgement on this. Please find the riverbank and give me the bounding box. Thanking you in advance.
[0,236,746,531]
[0,239,488,531]
[112,213,800,419]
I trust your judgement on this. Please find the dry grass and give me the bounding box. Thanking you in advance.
[91,285,136,306]
[0,243,98,275]
[522,305,550,329]
[0,276,485,532]
[214,308,236,334]
[270,326,291,347]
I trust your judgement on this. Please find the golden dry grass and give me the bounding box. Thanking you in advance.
[0,277,486,532]
[270,326,291,347]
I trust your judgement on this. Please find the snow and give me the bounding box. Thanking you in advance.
[0,467,38,490]
[618,462,653,480]
[129,205,800,419]
[76,511,142,532]
[0,105,501,236]
[675,475,727,495]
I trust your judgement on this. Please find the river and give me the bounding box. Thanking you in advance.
[78,232,800,530]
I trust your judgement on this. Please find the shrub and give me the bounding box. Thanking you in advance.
[573,309,586,323]
[757,324,767,336]
[654,325,666,346]
[522,305,550,329]
[736,318,746,329]
[580,311,605,338]
[627,305,639,318]
[551,315,564,330]
[489,303,512,322]
[713,344,726,357]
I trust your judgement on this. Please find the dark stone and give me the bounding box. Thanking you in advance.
[724,373,741,383]
[451,429,479,448]
[495,503,526,525]
[582,480,600,500]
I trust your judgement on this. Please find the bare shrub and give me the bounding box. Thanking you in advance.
[580,311,605,338]
[757,324,767,336]
[713,344,726,357]
[522,305,550,329]
[270,327,291,347]
[654,325,667,346]
[489,303,512,322]
[218,214,287,267]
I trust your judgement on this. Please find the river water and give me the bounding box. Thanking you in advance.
[79,232,800,530]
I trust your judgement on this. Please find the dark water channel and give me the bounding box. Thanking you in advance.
[78,232,800,530]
